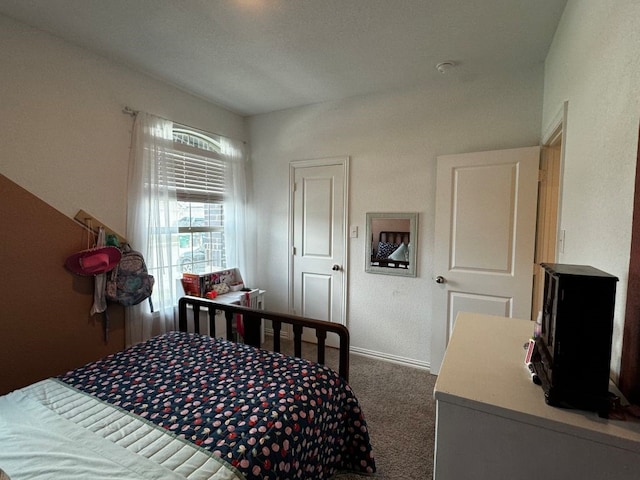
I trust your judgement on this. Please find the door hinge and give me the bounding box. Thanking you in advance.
[538,169,546,182]
[292,182,297,192]
[292,246,296,255]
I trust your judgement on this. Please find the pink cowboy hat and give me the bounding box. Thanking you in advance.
[65,246,122,276]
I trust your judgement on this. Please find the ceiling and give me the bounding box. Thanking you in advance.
[0,0,567,116]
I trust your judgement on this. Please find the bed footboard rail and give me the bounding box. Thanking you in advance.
[178,296,350,381]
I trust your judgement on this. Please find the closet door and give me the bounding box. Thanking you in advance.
[290,157,348,347]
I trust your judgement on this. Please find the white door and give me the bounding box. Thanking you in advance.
[430,146,539,374]
[290,157,348,345]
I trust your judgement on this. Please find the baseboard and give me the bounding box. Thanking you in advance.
[265,328,431,372]
[349,346,431,372]
[265,327,289,339]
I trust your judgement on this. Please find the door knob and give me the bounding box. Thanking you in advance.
[435,275,446,284]
[332,264,341,271]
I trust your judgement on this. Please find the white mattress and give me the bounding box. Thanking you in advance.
[0,379,244,480]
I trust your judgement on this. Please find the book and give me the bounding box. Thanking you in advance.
[181,274,201,296]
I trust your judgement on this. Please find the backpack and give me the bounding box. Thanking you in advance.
[106,244,154,310]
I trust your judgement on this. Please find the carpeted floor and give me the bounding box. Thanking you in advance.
[263,337,438,479]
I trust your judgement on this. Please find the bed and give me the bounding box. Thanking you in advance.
[0,297,376,479]
[371,231,410,269]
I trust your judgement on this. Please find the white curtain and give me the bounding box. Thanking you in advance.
[126,113,177,346]
[125,113,250,346]
[221,137,250,284]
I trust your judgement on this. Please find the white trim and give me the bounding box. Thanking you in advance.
[264,327,291,339]
[542,100,568,146]
[350,346,431,371]
[541,100,568,255]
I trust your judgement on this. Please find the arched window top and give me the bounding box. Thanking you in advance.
[166,126,225,203]
[173,127,221,153]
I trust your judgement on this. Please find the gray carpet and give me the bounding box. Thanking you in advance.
[262,337,438,479]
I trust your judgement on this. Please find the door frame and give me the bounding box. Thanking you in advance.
[288,156,350,326]
[541,100,568,230]
[532,101,567,319]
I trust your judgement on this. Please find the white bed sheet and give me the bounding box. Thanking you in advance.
[0,379,244,480]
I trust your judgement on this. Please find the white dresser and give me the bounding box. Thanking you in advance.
[433,312,640,480]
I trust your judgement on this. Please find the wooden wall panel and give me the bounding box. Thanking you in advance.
[0,174,125,395]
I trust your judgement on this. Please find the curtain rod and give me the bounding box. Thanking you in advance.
[122,106,247,145]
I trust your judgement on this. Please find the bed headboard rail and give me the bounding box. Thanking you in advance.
[379,231,410,244]
[178,296,350,381]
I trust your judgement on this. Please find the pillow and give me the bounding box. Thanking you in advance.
[388,242,408,261]
[377,241,399,258]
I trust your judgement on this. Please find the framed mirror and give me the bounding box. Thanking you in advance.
[365,212,418,277]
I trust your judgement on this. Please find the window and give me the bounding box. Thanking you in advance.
[126,112,246,344]
[169,127,226,274]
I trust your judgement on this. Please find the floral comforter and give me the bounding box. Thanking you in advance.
[58,331,376,479]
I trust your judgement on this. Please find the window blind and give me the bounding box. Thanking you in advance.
[165,137,225,204]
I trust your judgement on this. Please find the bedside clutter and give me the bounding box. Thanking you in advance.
[179,267,265,344]
[180,267,245,298]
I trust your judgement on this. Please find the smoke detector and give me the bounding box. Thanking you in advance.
[436,61,456,74]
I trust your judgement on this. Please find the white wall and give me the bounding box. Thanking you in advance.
[542,0,640,379]
[249,67,544,368]
[12,4,635,375]
[0,15,247,238]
